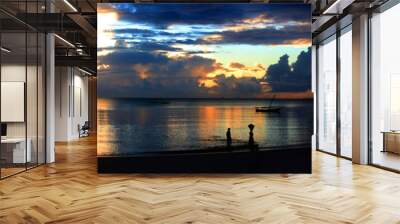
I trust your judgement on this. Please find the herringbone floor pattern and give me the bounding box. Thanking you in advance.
[1,136,400,224]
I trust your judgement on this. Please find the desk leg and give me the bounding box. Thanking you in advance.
[382,133,386,152]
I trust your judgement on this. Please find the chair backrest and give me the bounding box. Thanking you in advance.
[82,121,90,129]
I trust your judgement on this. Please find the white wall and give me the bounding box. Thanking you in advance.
[1,65,35,138]
[55,67,89,141]
[55,67,69,141]
[1,63,46,164]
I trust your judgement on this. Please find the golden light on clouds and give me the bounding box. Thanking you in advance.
[287,38,312,47]
[198,79,218,88]
[172,43,215,54]
[243,14,272,24]
[230,62,246,69]
[191,63,219,78]
[163,50,187,58]
[98,11,119,48]
[224,14,272,32]
[206,62,266,79]
[202,34,224,42]
[97,64,111,71]
[132,64,151,80]
[98,49,114,56]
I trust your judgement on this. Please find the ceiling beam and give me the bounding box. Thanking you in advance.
[67,13,97,46]
[55,55,96,71]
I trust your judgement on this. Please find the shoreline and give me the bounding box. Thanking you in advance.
[98,143,311,157]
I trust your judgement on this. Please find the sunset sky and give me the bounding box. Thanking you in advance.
[97,3,311,98]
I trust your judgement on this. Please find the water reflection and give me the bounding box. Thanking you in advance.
[97,98,313,156]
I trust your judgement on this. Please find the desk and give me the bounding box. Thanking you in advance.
[1,138,31,163]
[382,131,400,154]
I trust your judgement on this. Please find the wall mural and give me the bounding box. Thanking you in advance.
[97,3,312,173]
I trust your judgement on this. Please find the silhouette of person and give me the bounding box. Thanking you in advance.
[248,124,255,148]
[226,128,232,148]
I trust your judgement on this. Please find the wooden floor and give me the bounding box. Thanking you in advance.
[1,136,400,224]
[372,150,400,171]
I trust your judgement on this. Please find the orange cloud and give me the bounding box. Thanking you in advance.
[97,7,115,14]
[97,64,111,71]
[97,5,120,48]
[224,13,273,32]
[243,14,272,25]
[257,64,265,70]
[251,64,265,72]
[207,61,266,79]
[288,38,312,46]
[132,64,151,80]
[230,62,246,69]
[198,78,218,88]
[214,62,234,73]
[202,34,224,42]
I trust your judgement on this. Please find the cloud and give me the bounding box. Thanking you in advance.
[133,42,180,52]
[105,23,310,52]
[97,3,312,98]
[98,50,213,98]
[230,62,246,69]
[207,74,262,98]
[98,3,311,49]
[199,25,310,46]
[98,49,268,98]
[98,47,312,98]
[100,4,310,28]
[264,47,311,92]
[99,49,169,65]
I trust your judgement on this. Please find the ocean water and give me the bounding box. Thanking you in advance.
[97,98,313,156]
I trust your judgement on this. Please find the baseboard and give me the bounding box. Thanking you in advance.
[98,146,312,173]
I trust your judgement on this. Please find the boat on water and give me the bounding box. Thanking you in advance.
[255,106,281,112]
[255,94,281,112]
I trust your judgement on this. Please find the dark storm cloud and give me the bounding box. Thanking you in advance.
[99,41,213,55]
[185,50,215,55]
[98,50,264,98]
[104,3,310,28]
[210,75,262,98]
[133,42,180,52]
[98,47,311,98]
[112,28,193,37]
[100,50,169,65]
[264,47,311,92]
[98,50,210,98]
[200,26,310,45]
[99,4,310,52]
[108,25,310,52]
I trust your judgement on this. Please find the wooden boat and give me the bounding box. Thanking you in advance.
[255,106,281,112]
[255,94,282,112]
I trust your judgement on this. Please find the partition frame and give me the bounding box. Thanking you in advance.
[0,0,47,180]
[315,23,353,161]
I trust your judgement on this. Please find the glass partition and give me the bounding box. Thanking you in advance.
[317,35,337,154]
[339,27,352,158]
[370,3,400,171]
[1,30,28,177]
[0,1,46,179]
